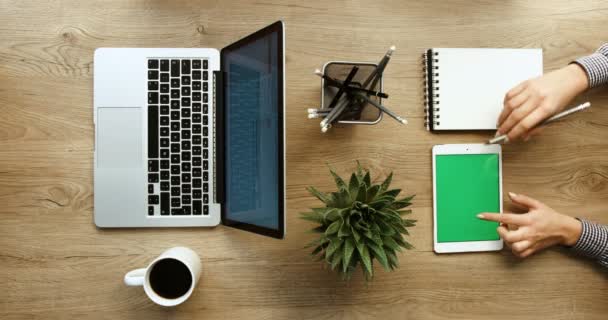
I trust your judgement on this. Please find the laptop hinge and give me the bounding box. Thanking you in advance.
[213,70,225,206]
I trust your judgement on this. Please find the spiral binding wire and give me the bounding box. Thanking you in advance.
[423,51,440,130]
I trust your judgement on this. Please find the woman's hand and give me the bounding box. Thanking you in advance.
[496,64,589,142]
[477,192,582,258]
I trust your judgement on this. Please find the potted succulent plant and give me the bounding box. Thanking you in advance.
[301,162,416,280]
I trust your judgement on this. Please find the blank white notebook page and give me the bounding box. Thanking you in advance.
[434,48,543,130]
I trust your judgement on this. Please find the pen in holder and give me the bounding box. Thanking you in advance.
[308,46,407,132]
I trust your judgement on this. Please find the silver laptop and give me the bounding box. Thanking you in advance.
[93,21,285,238]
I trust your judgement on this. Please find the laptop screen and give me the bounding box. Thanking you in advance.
[221,21,284,238]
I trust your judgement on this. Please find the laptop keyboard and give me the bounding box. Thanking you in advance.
[147,58,211,216]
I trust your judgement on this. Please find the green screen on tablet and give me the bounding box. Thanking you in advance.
[436,154,500,242]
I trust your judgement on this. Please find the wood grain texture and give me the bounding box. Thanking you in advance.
[1,0,607,319]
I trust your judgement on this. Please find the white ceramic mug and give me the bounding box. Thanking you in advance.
[124,247,201,307]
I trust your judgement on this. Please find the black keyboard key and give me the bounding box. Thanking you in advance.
[148,105,158,158]
[181,60,190,74]
[193,179,202,188]
[148,173,159,183]
[148,184,154,193]
[148,160,159,172]
[160,116,169,126]
[171,89,180,99]
[203,93,208,103]
[171,78,180,88]
[203,149,208,159]
[203,182,208,193]
[171,132,180,142]
[203,127,208,136]
[160,138,169,148]
[182,130,191,140]
[149,195,159,204]
[160,105,169,116]
[171,154,180,163]
[203,138,208,148]
[171,197,181,207]
[203,160,208,170]
[161,160,170,169]
[193,135,201,145]
[203,82,208,92]
[160,126,169,136]
[182,108,191,118]
[193,200,202,215]
[183,184,191,193]
[171,165,180,174]
[182,162,191,171]
[182,118,191,128]
[160,72,170,82]
[203,172,208,181]
[182,76,191,85]
[203,104,208,113]
[182,151,191,161]
[193,60,201,69]
[148,81,158,90]
[161,182,170,191]
[148,206,154,215]
[160,94,169,104]
[182,195,191,204]
[193,189,202,199]
[161,149,169,158]
[193,157,201,166]
[181,97,191,107]
[203,115,208,125]
[203,71,208,80]
[171,121,180,131]
[160,59,170,72]
[193,92,201,101]
[172,208,183,215]
[171,100,180,109]
[182,205,191,215]
[148,59,159,69]
[193,146,201,156]
[192,81,201,90]
[171,143,180,153]
[192,70,201,80]
[193,124,201,134]
[161,170,170,180]
[203,205,209,215]
[193,168,201,177]
[192,103,201,112]
[193,114,201,123]
[160,83,170,93]
[203,194,209,204]
[148,70,159,80]
[182,173,191,183]
[171,60,180,77]
[203,59,208,69]
[181,140,191,150]
[161,192,170,215]
[171,187,180,197]
[182,87,191,96]
[171,176,180,185]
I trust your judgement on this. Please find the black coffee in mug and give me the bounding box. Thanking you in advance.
[149,258,193,299]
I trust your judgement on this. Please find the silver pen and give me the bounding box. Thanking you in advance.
[488,102,591,144]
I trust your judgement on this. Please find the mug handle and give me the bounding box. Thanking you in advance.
[124,268,146,286]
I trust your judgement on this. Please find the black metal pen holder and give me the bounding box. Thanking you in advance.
[320,61,383,125]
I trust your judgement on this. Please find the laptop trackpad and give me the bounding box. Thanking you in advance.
[97,107,143,168]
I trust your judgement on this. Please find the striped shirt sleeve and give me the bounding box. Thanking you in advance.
[571,218,608,268]
[574,43,608,88]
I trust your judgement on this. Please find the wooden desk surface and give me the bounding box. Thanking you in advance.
[1,0,607,319]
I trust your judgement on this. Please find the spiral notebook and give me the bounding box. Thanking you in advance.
[423,48,543,131]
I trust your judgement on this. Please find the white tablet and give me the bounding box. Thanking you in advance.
[432,144,503,253]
